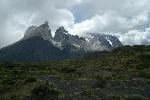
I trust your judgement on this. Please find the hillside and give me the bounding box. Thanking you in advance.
[0,36,69,61]
[0,45,150,100]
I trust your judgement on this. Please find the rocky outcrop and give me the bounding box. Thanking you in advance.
[83,33,123,51]
[23,21,53,42]
[54,26,87,53]
[54,26,69,42]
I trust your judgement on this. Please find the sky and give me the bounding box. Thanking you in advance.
[0,0,150,48]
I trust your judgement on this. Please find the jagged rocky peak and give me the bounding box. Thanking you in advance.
[54,26,86,42]
[23,25,39,40]
[53,26,88,52]
[23,21,53,41]
[84,33,122,50]
[107,35,122,47]
[39,21,49,28]
[54,26,69,42]
[56,26,68,34]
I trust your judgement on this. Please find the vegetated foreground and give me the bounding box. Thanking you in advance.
[0,45,150,100]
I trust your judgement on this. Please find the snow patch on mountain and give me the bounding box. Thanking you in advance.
[106,37,113,46]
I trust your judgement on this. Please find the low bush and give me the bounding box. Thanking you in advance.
[30,82,62,100]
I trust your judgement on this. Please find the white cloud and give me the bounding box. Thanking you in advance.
[0,0,78,48]
[70,11,150,33]
[119,27,150,45]
[69,0,150,45]
[0,0,150,48]
[69,14,108,34]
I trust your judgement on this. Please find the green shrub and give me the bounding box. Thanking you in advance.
[25,77,37,83]
[123,94,148,100]
[108,94,122,100]
[30,83,62,100]
[94,76,107,88]
[10,95,20,100]
[61,67,76,73]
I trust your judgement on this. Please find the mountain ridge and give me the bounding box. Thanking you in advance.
[0,21,123,61]
[22,21,123,52]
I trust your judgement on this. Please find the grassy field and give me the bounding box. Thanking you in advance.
[0,45,150,100]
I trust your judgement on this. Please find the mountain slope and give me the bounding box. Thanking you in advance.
[0,36,67,61]
[83,33,123,51]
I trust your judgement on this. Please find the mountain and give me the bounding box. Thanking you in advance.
[22,22,122,53]
[23,21,53,42]
[0,22,123,61]
[83,33,123,51]
[54,26,88,53]
[0,36,69,62]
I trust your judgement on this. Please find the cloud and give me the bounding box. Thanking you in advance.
[0,0,80,48]
[0,0,150,48]
[69,11,150,33]
[69,0,150,45]
[119,27,150,45]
